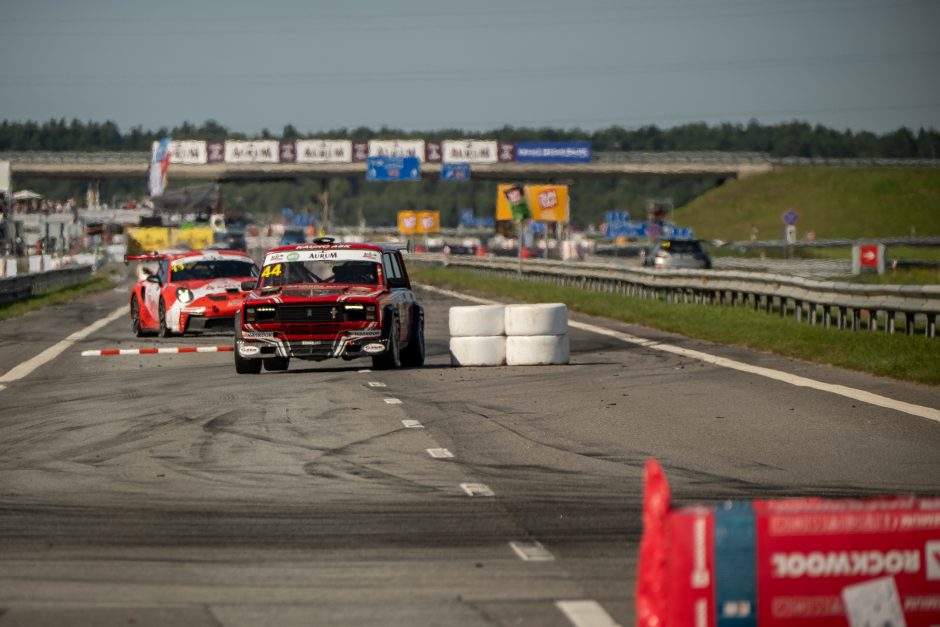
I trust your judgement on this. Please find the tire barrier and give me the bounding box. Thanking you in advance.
[449,335,506,367]
[504,303,569,336]
[505,335,570,366]
[636,458,940,627]
[449,303,569,366]
[448,304,506,337]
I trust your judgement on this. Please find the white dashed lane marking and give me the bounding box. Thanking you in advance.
[383,398,402,405]
[556,600,621,627]
[418,284,940,424]
[367,381,387,388]
[460,483,494,497]
[509,541,555,562]
[426,448,454,459]
[401,420,424,429]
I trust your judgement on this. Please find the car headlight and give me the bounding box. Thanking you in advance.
[176,287,195,304]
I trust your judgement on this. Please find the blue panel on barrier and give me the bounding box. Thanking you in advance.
[516,141,592,163]
[367,156,421,181]
[441,163,471,181]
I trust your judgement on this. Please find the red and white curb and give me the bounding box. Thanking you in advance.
[81,346,234,357]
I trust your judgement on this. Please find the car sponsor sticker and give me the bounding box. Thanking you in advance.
[348,330,381,338]
[300,340,322,345]
[243,331,274,338]
[238,344,260,356]
[363,343,385,354]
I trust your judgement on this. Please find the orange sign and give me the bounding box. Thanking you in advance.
[417,211,440,234]
[495,184,569,222]
[397,211,418,234]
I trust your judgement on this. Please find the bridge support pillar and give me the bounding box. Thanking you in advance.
[86,179,100,208]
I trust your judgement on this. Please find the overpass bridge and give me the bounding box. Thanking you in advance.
[4,150,937,183]
[3,151,776,182]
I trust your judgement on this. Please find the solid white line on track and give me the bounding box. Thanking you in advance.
[427,448,454,458]
[401,420,424,429]
[556,600,621,627]
[460,482,494,497]
[0,305,126,391]
[509,540,555,562]
[418,284,940,424]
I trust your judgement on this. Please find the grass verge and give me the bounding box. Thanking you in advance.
[411,266,940,386]
[0,277,118,322]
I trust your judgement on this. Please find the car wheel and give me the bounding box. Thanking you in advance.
[158,299,173,337]
[372,316,401,370]
[234,349,262,374]
[130,296,151,337]
[263,356,290,371]
[399,306,425,368]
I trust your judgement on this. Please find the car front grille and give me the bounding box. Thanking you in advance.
[275,305,369,322]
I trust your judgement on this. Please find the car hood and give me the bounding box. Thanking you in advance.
[249,284,384,303]
[175,278,253,294]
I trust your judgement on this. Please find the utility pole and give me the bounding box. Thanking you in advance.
[319,178,330,233]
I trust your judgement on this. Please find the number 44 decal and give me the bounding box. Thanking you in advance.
[260,264,282,278]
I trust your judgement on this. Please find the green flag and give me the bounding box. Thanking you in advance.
[503,185,530,221]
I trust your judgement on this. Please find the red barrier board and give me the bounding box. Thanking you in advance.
[636,459,940,626]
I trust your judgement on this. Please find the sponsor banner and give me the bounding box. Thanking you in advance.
[425,141,443,163]
[636,458,940,627]
[515,141,592,163]
[294,139,353,163]
[206,141,225,163]
[417,211,440,233]
[495,184,569,222]
[278,141,296,163]
[527,184,570,223]
[368,139,425,159]
[498,141,516,162]
[398,210,417,234]
[224,140,280,163]
[152,140,208,165]
[263,248,381,265]
[442,140,499,164]
[352,141,369,162]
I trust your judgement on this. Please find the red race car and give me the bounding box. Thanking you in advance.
[127,249,259,336]
[234,238,425,374]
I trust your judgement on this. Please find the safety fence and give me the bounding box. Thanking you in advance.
[0,265,94,305]
[411,255,940,338]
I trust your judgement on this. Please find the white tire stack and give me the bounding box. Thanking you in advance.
[448,303,570,367]
[449,305,506,366]
[505,303,569,366]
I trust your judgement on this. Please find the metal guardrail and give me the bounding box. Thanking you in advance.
[0,265,94,305]
[410,255,939,338]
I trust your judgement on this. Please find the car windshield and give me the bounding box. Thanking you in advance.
[258,259,380,287]
[171,259,258,281]
[659,240,703,254]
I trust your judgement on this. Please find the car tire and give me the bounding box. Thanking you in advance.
[400,306,425,368]
[372,315,401,370]
[130,296,153,337]
[263,356,290,371]
[158,298,174,337]
[235,349,262,374]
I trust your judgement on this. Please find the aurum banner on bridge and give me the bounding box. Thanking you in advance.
[293,140,353,163]
[224,140,280,164]
[495,184,569,222]
[151,140,208,165]
[442,140,499,164]
[368,140,425,160]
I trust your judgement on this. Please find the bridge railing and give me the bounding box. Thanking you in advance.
[409,254,939,338]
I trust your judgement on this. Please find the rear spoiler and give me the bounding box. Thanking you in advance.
[124,251,168,264]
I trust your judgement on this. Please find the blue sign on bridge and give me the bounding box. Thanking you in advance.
[367,156,421,181]
[441,163,471,181]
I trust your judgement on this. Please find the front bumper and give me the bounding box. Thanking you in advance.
[237,328,387,361]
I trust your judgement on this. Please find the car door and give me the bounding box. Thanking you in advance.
[382,251,412,342]
[144,259,168,321]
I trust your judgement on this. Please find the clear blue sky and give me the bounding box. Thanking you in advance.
[3,0,939,135]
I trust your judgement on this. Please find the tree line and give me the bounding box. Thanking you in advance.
[2,118,938,159]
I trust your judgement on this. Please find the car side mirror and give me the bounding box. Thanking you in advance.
[146,274,160,284]
[240,280,257,292]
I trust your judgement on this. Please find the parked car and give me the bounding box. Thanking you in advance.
[643,239,712,270]
[279,227,307,246]
[234,237,425,374]
[127,249,259,336]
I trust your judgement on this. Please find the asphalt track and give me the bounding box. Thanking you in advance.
[1,282,939,626]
